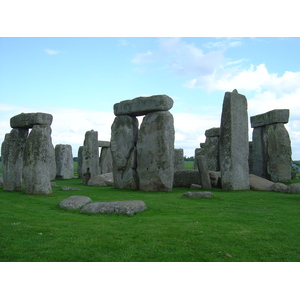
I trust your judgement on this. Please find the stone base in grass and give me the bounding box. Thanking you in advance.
[60,196,92,210]
[80,200,147,215]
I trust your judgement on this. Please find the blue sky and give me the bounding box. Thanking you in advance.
[1,37,300,158]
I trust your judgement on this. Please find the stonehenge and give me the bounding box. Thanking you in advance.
[1,91,294,195]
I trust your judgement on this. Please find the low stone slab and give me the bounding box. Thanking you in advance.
[51,182,59,188]
[268,183,288,193]
[88,173,114,186]
[80,200,147,215]
[10,112,53,128]
[182,192,213,198]
[61,186,83,191]
[249,174,274,191]
[250,109,289,128]
[190,184,202,189]
[114,95,173,116]
[286,183,300,194]
[60,196,92,210]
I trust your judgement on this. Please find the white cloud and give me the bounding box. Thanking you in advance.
[44,48,60,55]
[131,51,156,64]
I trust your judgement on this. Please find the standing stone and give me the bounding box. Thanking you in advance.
[201,127,220,171]
[110,115,139,189]
[81,130,100,182]
[77,146,83,178]
[55,144,74,179]
[194,148,202,169]
[137,111,175,191]
[1,128,28,191]
[266,123,292,183]
[219,90,249,190]
[99,147,113,174]
[174,148,184,171]
[196,155,212,189]
[23,125,55,194]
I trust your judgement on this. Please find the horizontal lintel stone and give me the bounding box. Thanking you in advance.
[113,94,173,117]
[98,141,111,147]
[250,109,289,128]
[10,112,53,128]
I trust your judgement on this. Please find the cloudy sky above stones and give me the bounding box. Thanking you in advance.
[1,2,300,160]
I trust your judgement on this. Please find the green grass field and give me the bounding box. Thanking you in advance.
[1,168,299,262]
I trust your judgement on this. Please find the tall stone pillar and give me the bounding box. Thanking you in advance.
[55,144,74,179]
[81,130,100,181]
[174,149,184,171]
[98,141,113,174]
[137,111,175,191]
[1,128,28,191]
[110,115,139,189]
[219,89,249,190]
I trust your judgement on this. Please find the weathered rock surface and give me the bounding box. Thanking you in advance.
[190,184,202,189]
[266,123,291,183]
[23,125,56,194]
[77,146,83,179]
[98,141,111,147]
[55,144,74,179]
[268,182,288,193]
[114,94,173,117]
[209,171,221,188]
[99,147,113,174]
[111,115,139,189]
[80,200,147,215]
[60,196,92,210]
[250,109,289,128]
[81,130,100,181]
[0,177,3,185]
[173,170,201,187]
[137,111,174,191]
[88,173,114,186]
[286,183,300,194]
[10,112,53,128]
[1,128,28,191]
[219,90,249,190]
[249,174,274,191]
[174,149,184,171]
[182,192,213,198]
[196,155,212,189]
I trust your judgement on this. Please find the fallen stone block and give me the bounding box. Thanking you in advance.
[286,183,300,194]
[88,173,114,186]
[61,186,83,191]
[114,94,173,116]
[80,200,147,215]
[182,192,213,198]
[190,184,202,189]
[268,182,288,193]
[249,174,274,191]
[60,196,92,210]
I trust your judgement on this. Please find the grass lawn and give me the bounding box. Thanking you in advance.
[1,173,299,262]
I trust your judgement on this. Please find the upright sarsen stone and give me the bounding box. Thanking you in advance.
[111,115,139,189]
[1,128,28,191]
[23,125,55,194]
[219,90,249,190]
[55,144,74,179]
[137,111,175,191]
[81,130,100,181]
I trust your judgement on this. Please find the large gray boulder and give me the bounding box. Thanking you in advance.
[60,196,92,210]
[88,173,114,186]
[137,111,175,191]
[219,90,249,190]
[286,183,300,194]
[55,144,74,179]
[114,94,173,117]
[80,200,147,215]
[111,115,139,189]
[1,128,28,191]
[268,182,288,193]
[23,125,56,194]
[10,112,53,128]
